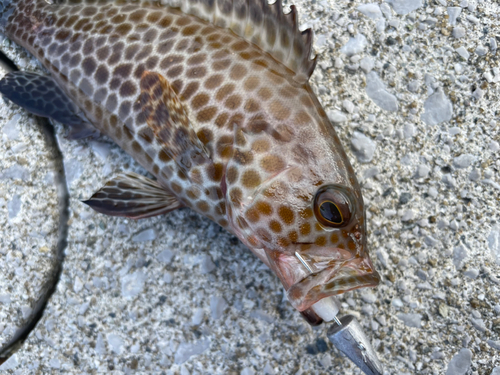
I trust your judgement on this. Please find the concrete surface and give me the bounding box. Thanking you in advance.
[0,0,499,374]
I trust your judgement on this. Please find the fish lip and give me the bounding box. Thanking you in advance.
[285,257,381,312]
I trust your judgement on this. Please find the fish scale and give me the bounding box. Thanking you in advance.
[0,0,380,318]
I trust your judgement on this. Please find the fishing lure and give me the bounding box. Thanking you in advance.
[0,0,382,372]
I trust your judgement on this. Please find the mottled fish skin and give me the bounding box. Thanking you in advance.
[0,0,380,312]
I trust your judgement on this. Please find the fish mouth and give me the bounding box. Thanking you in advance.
[284,255,380,312]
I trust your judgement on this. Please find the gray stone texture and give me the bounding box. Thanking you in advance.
[1,0,500,373]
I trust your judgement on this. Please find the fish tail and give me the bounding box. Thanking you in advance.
[0,0,18,34]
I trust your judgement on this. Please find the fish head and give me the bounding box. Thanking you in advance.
[226,103,380,312]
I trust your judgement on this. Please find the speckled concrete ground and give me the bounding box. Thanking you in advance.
[1,0,499,374]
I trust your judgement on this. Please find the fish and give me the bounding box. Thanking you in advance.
[0,0,380,321]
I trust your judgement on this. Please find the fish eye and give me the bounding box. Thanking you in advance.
[313,186,353,228]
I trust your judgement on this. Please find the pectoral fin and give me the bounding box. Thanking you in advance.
[139,71,211,176]
[0,71,98,139]
[83,172,182,219]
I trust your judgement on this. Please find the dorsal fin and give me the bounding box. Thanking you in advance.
[49,0,316,82]
[178,0,317,83]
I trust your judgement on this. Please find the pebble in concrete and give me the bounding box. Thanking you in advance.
[445,349,472,375]
[421,89,453,125]
[365,71,399,112]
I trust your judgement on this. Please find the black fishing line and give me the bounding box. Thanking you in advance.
[0,51,70,365]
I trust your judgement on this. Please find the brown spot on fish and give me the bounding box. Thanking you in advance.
[269,100,290,121]
[300,223,311,236]
[171,182,182,194]
[279,206,295,225]
[255,201,272,216]
[230,64,247,80]
[196,106,217,122]
[214,112,229,128]
[119,81,136,97]
[300,94,314,108]
[94,65,109,84]
[159,16,173,28]
[206,163,223,182]
[113,63,132,78]
[176,16,191,26]
[224,95,242,110]
[158,149,171,163]
[269,220,282,233]
[260,155,285,173]
[244,99,260,113]
[244,76,260,91]
[253,59,269,70]
[186,66,207,79]
[205,74,224,90]
[258,87,273,101]
[115,23,132,36]
[294,111,313,126]
[231,40,248,52]
[277,237,290,247]
[81,57,97,76]
[131,141,141,153]
[330,233,339,244]
[129,9,147,22]
[347,240,356,252]
[288,231,299,243]
[55,29,70,41]
[241,170,261,189]
[226,166,238,185]
[96,46,111,61]
[251,139,270,153]
[119,101,131,119]
[111,14,127,24]
[109,77,121,90]
[182,24,201,36]
[191,93,210,110]
[315,236,327,247]
[147,11,163,23]
[207,33,221,42]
